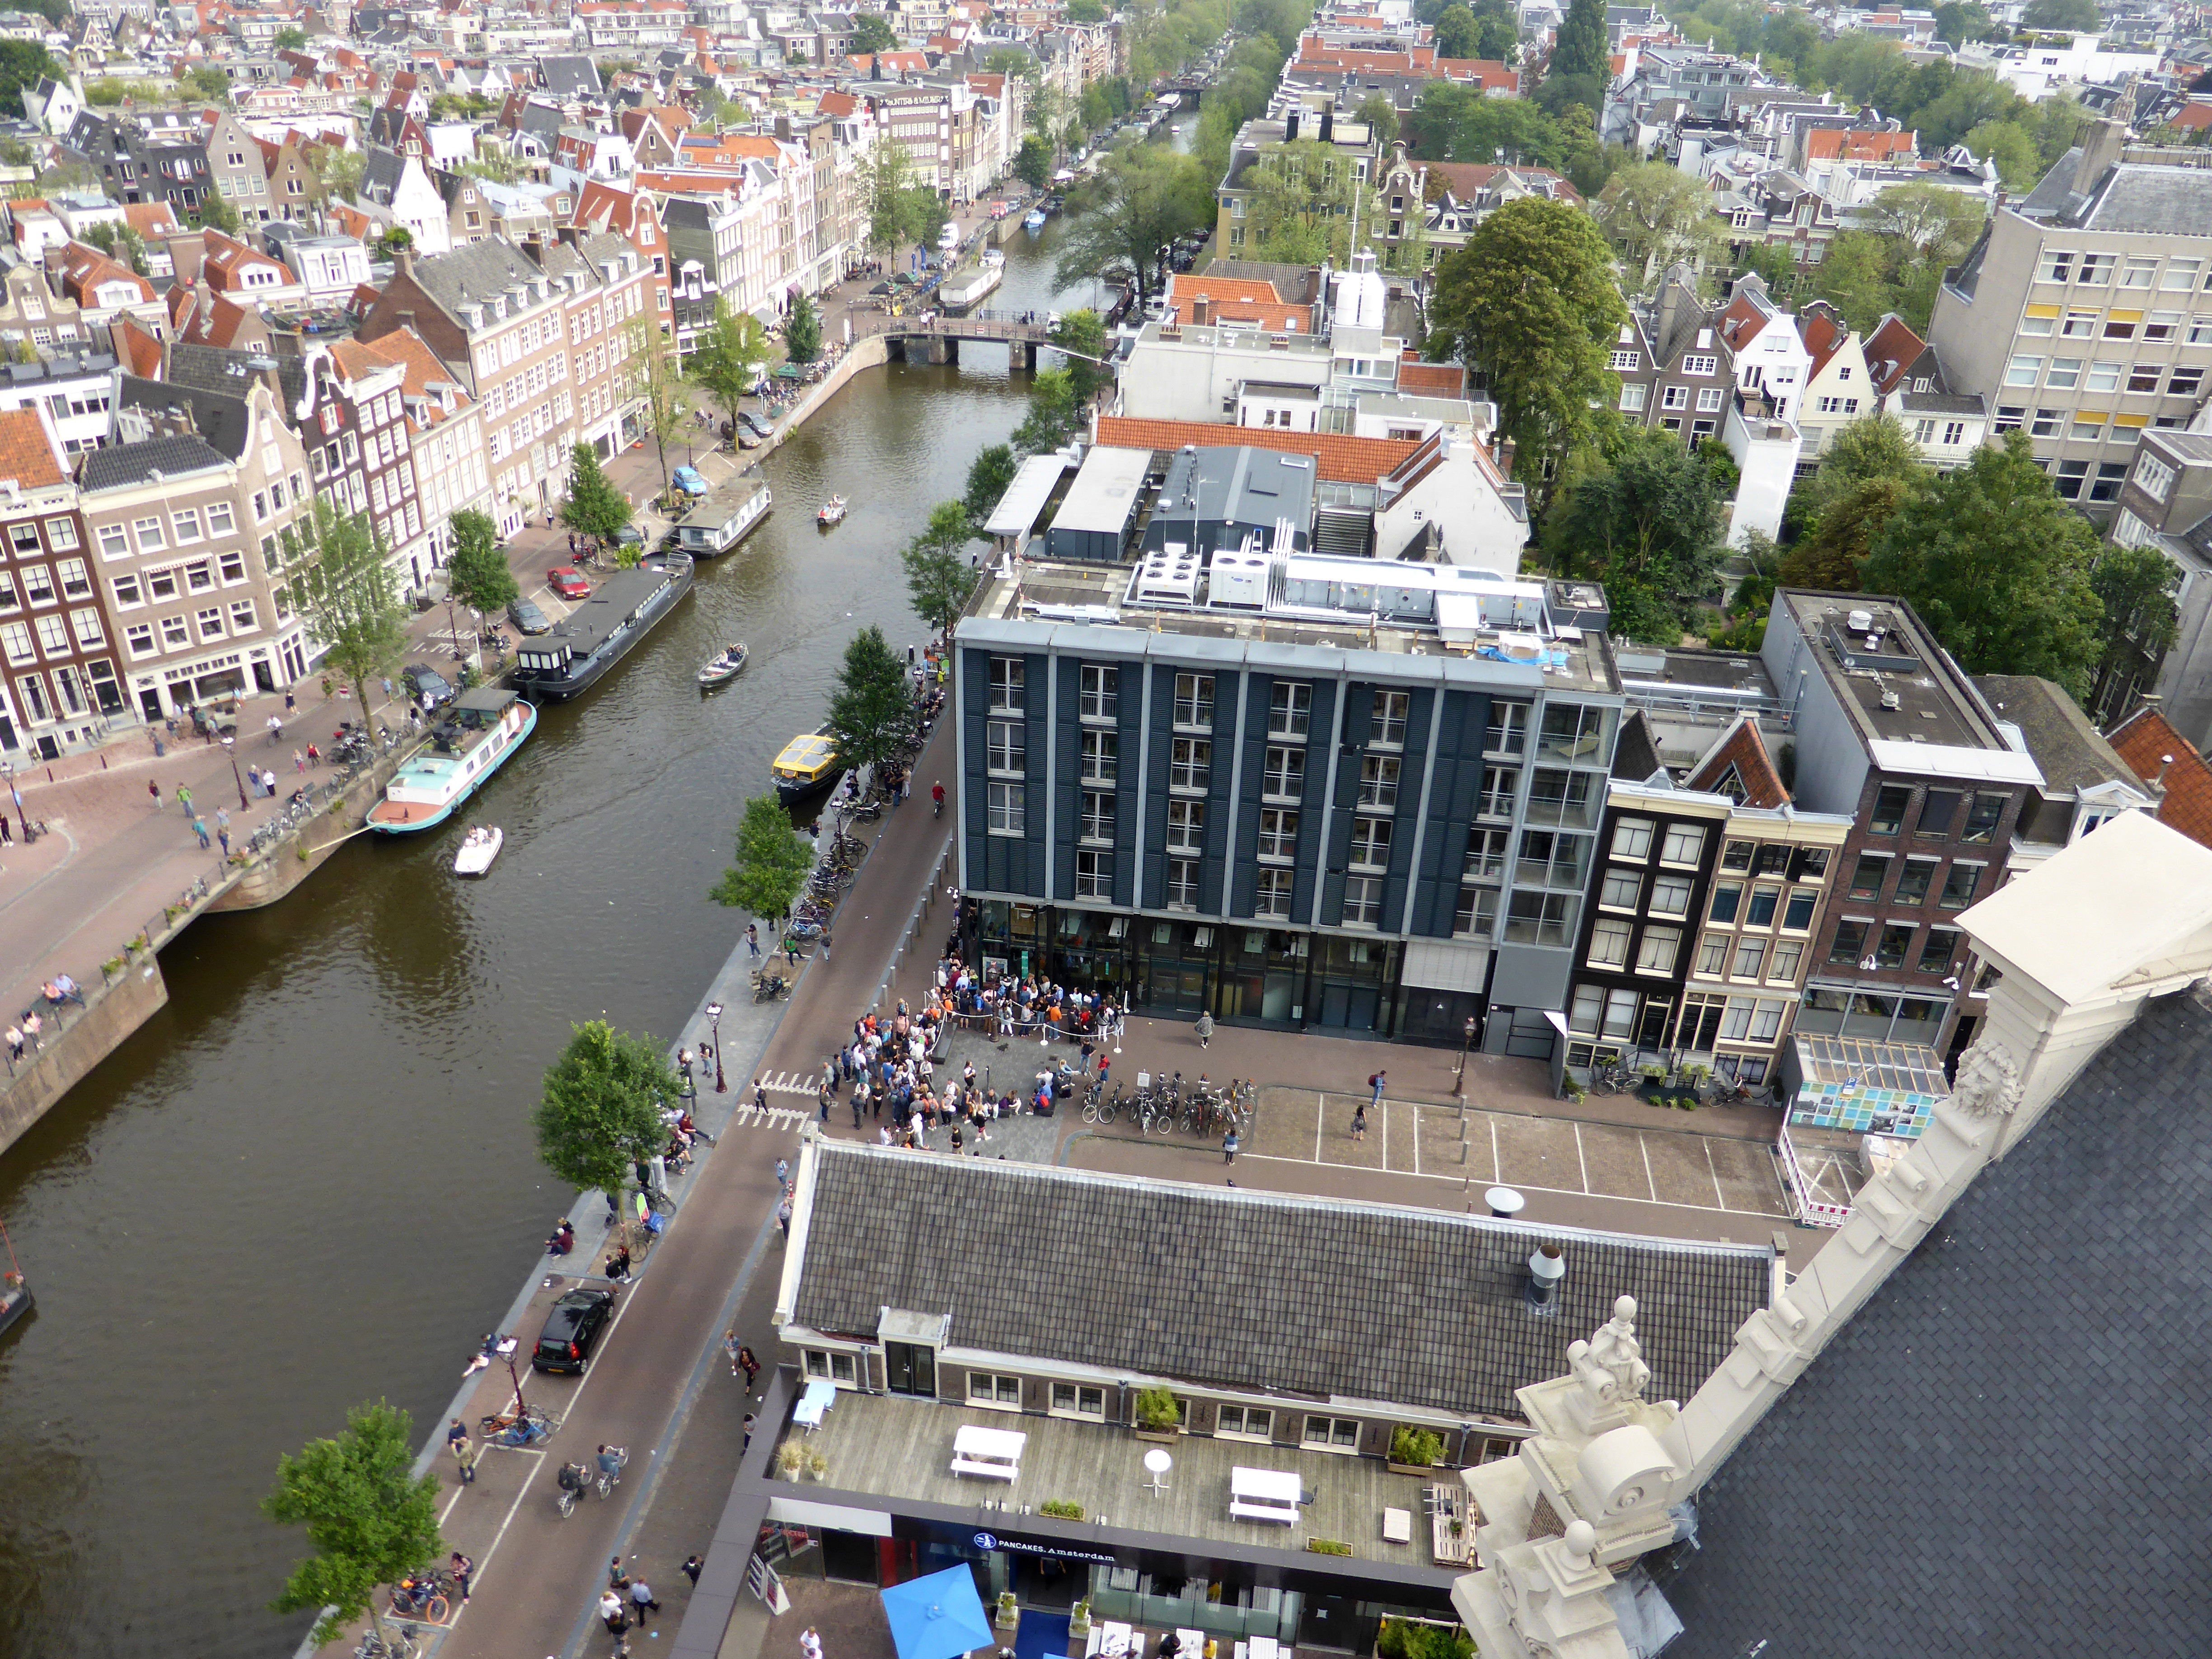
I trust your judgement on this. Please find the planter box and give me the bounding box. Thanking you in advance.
[1386,1462,1439,1476]
[1134,1426,1181,1443]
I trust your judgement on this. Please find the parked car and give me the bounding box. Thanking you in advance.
[614,525,644,550]
[507,596,551,635]
[672,465,710,496]
[401,663,453,708]
[547,567,591,600]
[936,220,961,251]
[531,1285,616,1374]
[738,411,776,440]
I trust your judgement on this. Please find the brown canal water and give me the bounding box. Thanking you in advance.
[0,213,1111,1659]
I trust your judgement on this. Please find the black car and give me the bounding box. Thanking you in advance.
[401,664,454,708]
[507,596,551,635]
[532,1286,616,1374]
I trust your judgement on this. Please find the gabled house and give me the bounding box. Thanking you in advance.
[358,146,453,254]
[1863,313,1987,470]
[1793,299,1873,469]
[1613,265,1737,448]
[570,181,671,324]
[1715,272,1809,422]
[199,229,301,303]
[51,239,163,333]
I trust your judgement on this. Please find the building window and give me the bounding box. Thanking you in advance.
[2003,355,2043,387]
[989,655,1024,712]
[1612,817,1654,860]
[1455,885,1499,937]
[1079,662,1118,719]
[1636,926,1681,975]
[1919,927,1961,973]
[1264,746,1304,801]
[1465,827,1510,881]
[1504,890,1574,947]
[1269,680,1310,738]
[1258,809,1298,861]
[1342,874,1384,927]
[1960,793,2006,844]
[1528,768,1597,827]
[1359,753,1400,809]
[1828,919,1869,966]
[1609,350,1641,370]
[1648,875,1692,918]
[1589,918,1632,968]
[987,718,1025,773]
[1169,737,1211,793]
[1600,867,1641,909]
[1173,671,1213,728]
[2133,453,2175,501]
[1697,932,1729,976]
[2035,250,2073,283]
[1371,689,1409,746]
[1075,849,1112,898]
[1302,1415,1360,1452]
[196,607,225,640]
[1661,384,1689,410]
[1893,860,1936,906]
[968,1372,1023,1406]
[803,1350,857,1383]
[1167,858,1200,909]
[1870,784,1913,836]
[1216,1405,1272,1438]
[1256,867,1294,919]
[1081,729,1117,783]
[1050,1382,1105,1418]
[1478,765,1519,819]
[1081,791,1115,843]
[1875,923,1914,970]
[1939,863,1982,909]
[1848,853,1890,900]
[1620,384,1647,412]
[987,781,1025,835]
[1708,882,1742,923]
[1696,387,1725,413]
[134,516,167,552]
[1167,799,1207,853]
[1350,817,1392,869]
[1732,936,1767,980]
[1769,939,1805,982]
[1659,824,1705,866]
[1682,353,1717,375]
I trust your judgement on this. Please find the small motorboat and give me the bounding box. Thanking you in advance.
[453,825,503,876]
[1023,209,1047,233]
[818,496,847,526]
[981,248,1005,269]
[698,642,749,690]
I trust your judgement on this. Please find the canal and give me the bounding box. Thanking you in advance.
[0,200,1127,1659]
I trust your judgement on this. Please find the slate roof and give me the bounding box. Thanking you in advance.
[79,432,229,492]
[789,1144,1773,1419]
[1973,674,2142,800]
[118,370,254,460]
[1661,986,2212,1659]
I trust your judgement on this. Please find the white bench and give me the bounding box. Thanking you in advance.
[951,1422,1026,1482]
[1230,1466,1301,1525]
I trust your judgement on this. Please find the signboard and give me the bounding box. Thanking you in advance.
[972,1530,1117,1567]
[748,1553,792,1616]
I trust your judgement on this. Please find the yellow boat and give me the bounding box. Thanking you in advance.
[773,725,844,805]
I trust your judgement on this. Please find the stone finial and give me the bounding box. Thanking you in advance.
[1568,1294,1650,1407]
[1562,1519,1597,1570]
[1948,1038,2022,1120]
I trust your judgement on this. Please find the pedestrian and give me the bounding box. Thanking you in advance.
[193,815,211,848]
[381,675,394,700]
[601,1591,631,1638]
[820,926,831,961]
[746,922,761,960]
[455,1435,479,1484]
[293,747,305,773]
[755,1078,769,1115]
[177,783,192,816]
[737,1344,761,1389]
[802,1627,825,1659]
[216,827,230,856]
[1350,1101,1367,1143]
[609,1555,630,1589]
[148,780,162,810]
[216,806,230,833]
[776,1193,793,1237]
[449,1551,473,1600]
[1195,1009,1213,1048]
[5,1024,21,1069]
[22,1010,40,1050]
[818,1081,832,1124]
[447,1417,468,1454]
[1369,1069,1387,1107]
[630,1576,661,1626]
[727,1328,743,1376]
[284,689,295,714]
[786,937,799,968]
[684,1554,705,1586]
[1223,1127,1240,1163]
[743,1412,756,1453]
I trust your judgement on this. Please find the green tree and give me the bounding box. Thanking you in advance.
[1412,82,1563,167]
[623,315,686,503]
[689,300,773,439]
[2022,0,2097,29]
[1014,133,1053,190]
[1432,5,1481,58]
[264,1401,445,1650]
[1067,0,1106,19]
[711,795,815,922]
[1012,364,1082,455]
[1598,161,1726,286]
[1550,0,1605,80]
[1962,118,2041,191]
[1806,412,1920,516]
[283,498,408,719]
[273,23,307,48]
[1049,308,1110,403]
[0,42,52,118]
[826,624,915,783]
[558,442,633,548]
[534,1022,679,1242]
[183,64,231,103]
[1549,430,1728,635]
[1932,1,1994,45]
[1355,94,1399,148]
[1779,475,1907,592]
[2089,543,2181,690]
[1052,144,1211,299]
[849,12,898,54]
[1732,240,1799,295]
[319,147,365,203]
[197,189,242,235]
[963,444,1018,531]
[1427,196,1626,518]
[902,501,982,633]
[444,509,518,614]
[858,140,946,259]
[1244,138,1375,265]
[1860,432,2106,698]
[81,220,149,275]
[1811,230,1904,335]
[784,291,822,365]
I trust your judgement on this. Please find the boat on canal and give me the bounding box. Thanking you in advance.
[940,264,1002,313]
[772,725,844,806]
[453,825,504,876]
[1023,207,1047,233]
[817,496,847,526]
[367,688,537,835]
[0,1218,30,1342]
[698,642,749,690]
[509,551,695,702]
[675,477,773,558]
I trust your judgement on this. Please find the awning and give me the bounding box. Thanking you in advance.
[880,1566,993,1659]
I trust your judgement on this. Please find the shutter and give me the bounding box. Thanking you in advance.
[1199,668,1239,914]
[1053,660,1081,903]
[962,645,990,889]
[1412,691,1488,936]
[1113,661,1142,910]
[1379,685,1431,931]
[1230,673,1270,919]
[1321,684,1371,924]
[1292,680,1336,922]
[1140,662,1174,910]
[1020,653,1050,896]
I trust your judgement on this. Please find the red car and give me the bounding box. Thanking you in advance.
[547,567,590,601]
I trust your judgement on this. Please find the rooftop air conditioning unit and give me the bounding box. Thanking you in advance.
[1846,607,1875,633]
[1209,548,1269,609]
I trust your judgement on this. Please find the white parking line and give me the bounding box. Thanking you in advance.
[1703,1138,1729,1211]
[1639,1132,1658,1202]
[1573,1121,1590,1195]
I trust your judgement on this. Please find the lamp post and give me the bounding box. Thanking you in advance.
[1454,1016,1475,1101]
[220,735,248,811]
[707,1000,726,1092]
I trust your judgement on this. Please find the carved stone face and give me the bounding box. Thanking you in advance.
[1950,1039,2021,1120]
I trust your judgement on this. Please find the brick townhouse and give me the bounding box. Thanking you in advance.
[0,403,118,761]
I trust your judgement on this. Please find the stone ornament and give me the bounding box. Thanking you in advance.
[1949,1038,2023,1120]
[1568,1294,1651,1406]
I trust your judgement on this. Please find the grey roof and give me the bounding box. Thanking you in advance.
[1661,986,2212,1659]
[2084,162,2212,235]
[536,55,603,97]
[790,1144,1773,1418]
[1973,674,2142,799]
[168,341,305,414]
[79,433,230,492]
[403,235,568,326]
[118,373,252,461]
[360,145,408,205]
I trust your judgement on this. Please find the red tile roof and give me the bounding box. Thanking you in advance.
[1804,128,1917,162]
[1863,314,1924,396]
[1397,359,1466,397]
[0,405,69,489]
[1686,716,1791,809]
[1095,416,1420,484]
[2107,708,2212,853]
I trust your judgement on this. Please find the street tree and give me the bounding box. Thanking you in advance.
[826,624,914,784]
[1049,307,1109,403]
[623,314,686,503]
[444,509,517,614]
[1598,162,1727,287]
[1805,412,1921,517]
[282,498,408,719]
[1052,145,1211,300]
[1244,139,1376,266]
[689,300,773,445]
[849,12,898,54]
[1431,5,1481,59]
[263,1400,445,1650]
[1014,134,1053,190]
[197,190,243,234]
[963,443,1019,531]
[1355,94,1399,148]
[1011,365,1081,455]
[902,501,981,633]
[1426,196,1626,518]
[784,291,822,365]
[2089,543,2182,694]
[558,442,633,552]
[859,141,946,261]
[1860,431,2106,699]
[534,1021,679,1246]
[1548,0,1607,81]
[273,23,306,47]
[711,795,815,923]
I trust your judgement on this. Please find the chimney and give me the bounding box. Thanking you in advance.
[394,244,413,280]
[1318,104,1334,144]
[1654,270,1691,355]
[1527,1242,1565,1311]
[1192,294,1209,326]
[1284,109,1299,142]
[2071,117,2127,195]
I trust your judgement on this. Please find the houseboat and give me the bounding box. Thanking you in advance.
[509,552,695,702]
[367,689,537,835]
[1022,207,1048,233]
[939,264,1003,314]
[675,477,773,558]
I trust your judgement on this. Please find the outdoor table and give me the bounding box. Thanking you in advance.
[794,1378,837,1430]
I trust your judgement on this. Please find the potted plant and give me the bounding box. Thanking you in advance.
[1132,1386,1182,1441]
[1387,1425,1443,1475]
[805,1446,829,1481]
[775,1441,808,1482]
[1070,1601,1093,1640]
[995,1591,1019,1631]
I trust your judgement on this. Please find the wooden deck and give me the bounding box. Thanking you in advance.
[783,1391,1448,1566]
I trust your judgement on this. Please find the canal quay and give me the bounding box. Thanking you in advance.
[0,205,1122,1659]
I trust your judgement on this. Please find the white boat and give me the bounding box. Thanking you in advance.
[818,495,848,525]
[981,248,1005,269]
[453,825,503,876]
[939,264,1002,313]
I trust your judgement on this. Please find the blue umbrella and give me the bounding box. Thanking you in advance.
[879,1565,995,1659]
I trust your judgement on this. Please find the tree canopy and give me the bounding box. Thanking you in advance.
[964,445,1019,533]
[849,12,898,54]
[534,1021,679,1213]
[784,290,822,365]
[860,139,947,256]
[1548,429,1729,640]
[558,442,632,546]
[1242,138,1376,266]
[282,498,408,716]
[711,795,815,921]
[624,314,686,502]
[1052,143,1211,300]
[827,625,915,782]
[689,300,773,436]
[1011,365,1082,456]
[1598,161,1728,286]
[902,501,981,634]
[1859,432,2106,699]
[1014,134,1053,190]
[444,509,517,614]
[264,1400,445,1649]
[1426,196,1626,518]
[1549,0,1607,84]
[2089,543,2182,697]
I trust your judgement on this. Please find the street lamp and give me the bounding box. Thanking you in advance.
[707,1000,726,1092]
[1454,1015,1475,1101]
[219,735,248,811]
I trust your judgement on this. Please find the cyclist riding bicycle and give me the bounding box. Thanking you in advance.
[558,1461,590,1495]
[931,780,945,814]
[597,1444,626,1483]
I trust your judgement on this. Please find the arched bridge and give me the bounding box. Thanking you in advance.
[853,309,1061,370]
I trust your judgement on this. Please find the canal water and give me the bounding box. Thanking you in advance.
[0,205,1119,1659]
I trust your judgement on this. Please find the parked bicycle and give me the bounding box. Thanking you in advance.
[355,1623,419,1659]
[389,1572,451,1622]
